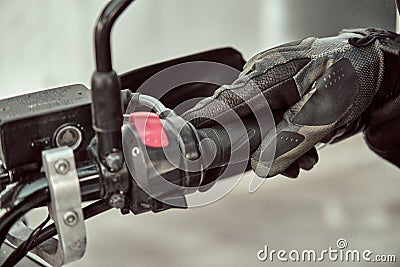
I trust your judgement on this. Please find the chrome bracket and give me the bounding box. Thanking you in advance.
[7,147,86,266]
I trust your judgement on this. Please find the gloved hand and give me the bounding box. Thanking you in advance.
[183,28,400,178]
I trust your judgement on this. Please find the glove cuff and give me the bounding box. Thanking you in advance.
[375,30,400,101]
[364,132,400,167]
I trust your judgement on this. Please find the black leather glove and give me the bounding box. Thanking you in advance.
[183,28,400,178]
[366,91,400,167]
[364,33,400,167]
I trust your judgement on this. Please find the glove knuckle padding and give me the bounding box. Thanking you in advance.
[184,58,309,127]
[254,59,359,177]
[292,58,359,126]
[254,30,386,177]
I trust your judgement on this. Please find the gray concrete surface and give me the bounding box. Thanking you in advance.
[0,1,399,266]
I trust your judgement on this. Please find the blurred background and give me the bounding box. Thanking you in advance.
[1,0,400,266]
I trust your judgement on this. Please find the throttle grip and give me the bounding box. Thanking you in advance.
[196,116,262,170]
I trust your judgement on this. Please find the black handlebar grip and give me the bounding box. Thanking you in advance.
[197,116,262,170]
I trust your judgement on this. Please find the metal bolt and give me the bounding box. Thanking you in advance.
[63,211,78,226]
[131,147,140,157]
[105,152,123,172]
[55,159,70,175]
[109,194,125,209]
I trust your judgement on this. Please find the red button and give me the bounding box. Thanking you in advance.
[129,112,169,148]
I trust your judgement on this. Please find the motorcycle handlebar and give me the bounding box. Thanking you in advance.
[0,115,265,254]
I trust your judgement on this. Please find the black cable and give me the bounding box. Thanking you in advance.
[2,215,51,267]
[22,216,51,256]
[2,242,46,267]
[31,200,111,249]
[0,191,48,246]
[3,200,111,267]
[0,165,101,246]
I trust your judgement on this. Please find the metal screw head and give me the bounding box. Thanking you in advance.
[63,211,78,226]
[105,152,123,172]
[54,159,70,175]
[109,194,125,209]
[131,147,140,157]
